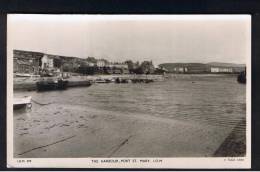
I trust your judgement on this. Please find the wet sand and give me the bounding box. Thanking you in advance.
[15,103,238,158]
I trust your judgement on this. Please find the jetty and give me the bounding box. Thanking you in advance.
[14,76,93,91]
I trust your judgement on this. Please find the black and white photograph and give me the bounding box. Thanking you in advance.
[7,14,251,168]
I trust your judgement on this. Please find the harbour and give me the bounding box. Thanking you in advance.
[14,74,246,157]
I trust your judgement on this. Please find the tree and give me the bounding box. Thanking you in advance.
[53,58,62,68]
[125,60,135,73]
[63,63,73,72]
[133,67,144,74]
[140,61,155,74]
[86,57,97,63]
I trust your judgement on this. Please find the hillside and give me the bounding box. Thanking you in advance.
[159,63,207,72]
[206,62,246,68]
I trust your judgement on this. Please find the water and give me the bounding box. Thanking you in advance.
[14,74,246,129]
[13,74,246,157]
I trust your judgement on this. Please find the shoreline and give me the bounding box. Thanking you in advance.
[14,104,238,158]
[13,74,165,91]
[13,73,239,91]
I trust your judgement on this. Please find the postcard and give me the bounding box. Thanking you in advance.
[7,14,251,168]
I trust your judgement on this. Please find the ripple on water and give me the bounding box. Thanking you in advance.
[14,75,246,132]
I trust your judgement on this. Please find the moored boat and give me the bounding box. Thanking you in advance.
[36,78,68,91]
[131,78,154,83]
[67,80,92,87]
[237,71,246,84]
[115,78,131,83]
[15,73,40,78]
[95,78,113,83]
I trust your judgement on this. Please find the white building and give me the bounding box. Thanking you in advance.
[41,54,54,69]
[87,62,95,67]
[210,67,233,73]
[97,60,106,67]
[173,67,188,73]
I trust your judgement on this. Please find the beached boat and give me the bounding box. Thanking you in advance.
[13,96,32,110]
[36,78,68,91]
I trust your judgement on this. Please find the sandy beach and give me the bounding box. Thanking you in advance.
[14,104,234,158]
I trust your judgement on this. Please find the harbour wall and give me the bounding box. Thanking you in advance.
[13,74,164,91]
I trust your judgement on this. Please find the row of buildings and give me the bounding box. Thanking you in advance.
[13,50,130,76]
[159,63,245,74]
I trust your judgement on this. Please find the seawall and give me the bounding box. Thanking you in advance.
[214,118,246,157]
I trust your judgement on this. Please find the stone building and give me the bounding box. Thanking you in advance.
[107,62,129,74]
[13,50,44,74]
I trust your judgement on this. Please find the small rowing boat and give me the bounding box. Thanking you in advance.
[13,96,32,110]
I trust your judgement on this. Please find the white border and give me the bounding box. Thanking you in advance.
[7,14,251,169]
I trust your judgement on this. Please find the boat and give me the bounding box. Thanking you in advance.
[15,73,33,77]
[67,80,92,87]
[36,78,68,91]
[95,78,113,83]
[115,78,131,83]
[237,71,246,84]
[131,78,154,83]
[13,96,32,110]
[144,79,154,83]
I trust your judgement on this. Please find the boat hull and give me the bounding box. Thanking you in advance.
[13,104,32,110]
[237,71,246,84]
[67,80,92,87]
[36,80,68,91]
[13,96,32,110]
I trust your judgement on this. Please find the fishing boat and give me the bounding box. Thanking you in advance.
[13,96,32,110]
[36,78,68,91]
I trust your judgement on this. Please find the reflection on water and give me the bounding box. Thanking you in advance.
[14,74,246,130]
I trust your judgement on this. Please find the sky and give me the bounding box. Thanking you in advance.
[8,15,251,65]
